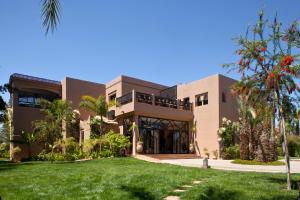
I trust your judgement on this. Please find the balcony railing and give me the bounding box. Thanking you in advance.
[116,90,192,111]
[136,92,153,104]
[116,92,132,106]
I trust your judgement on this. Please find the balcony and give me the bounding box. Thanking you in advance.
[115,90,193,121]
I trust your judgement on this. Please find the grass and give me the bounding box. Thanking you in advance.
[232,159,285,166]
[0,158,299,200]
[278,156,299,160]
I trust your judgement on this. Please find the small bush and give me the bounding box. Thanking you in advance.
[287,135,300,157]
[223,145,240,160]
[277,147,283,157]
[99,149,113,158]
[101,130,131,157]
[0,143,9,158]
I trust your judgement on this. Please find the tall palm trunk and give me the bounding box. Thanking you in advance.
[280,104,292,190]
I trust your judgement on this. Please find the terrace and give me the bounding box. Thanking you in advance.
[115,90,193,121]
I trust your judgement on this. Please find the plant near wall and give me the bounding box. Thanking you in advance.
[224,10,300,190]
[101,130,131,157]
[80,95,116,137]
[33,99,73,148]
[218,117,239,159]
[21,131,38,159]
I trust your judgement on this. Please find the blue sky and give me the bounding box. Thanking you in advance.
[1,1,300,101]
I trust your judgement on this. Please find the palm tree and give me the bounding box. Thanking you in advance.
[33,99,73,147]
[79,95,115,136]
[41,0,61,34]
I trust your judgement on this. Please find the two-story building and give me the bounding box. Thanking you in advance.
[9,73,238,160]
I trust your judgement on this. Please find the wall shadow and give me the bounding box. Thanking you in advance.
[120,185,156,200]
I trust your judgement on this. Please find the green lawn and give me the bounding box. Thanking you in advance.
[0,158,299,200]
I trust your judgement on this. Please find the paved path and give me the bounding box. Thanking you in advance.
[160,158,300,173]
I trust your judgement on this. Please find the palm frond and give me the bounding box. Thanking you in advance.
[41,0,61,34]
[80,96,97,114]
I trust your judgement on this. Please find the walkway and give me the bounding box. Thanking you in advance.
[160,158,300,173]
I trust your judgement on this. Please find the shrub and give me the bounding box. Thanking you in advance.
[0,143,9,158]
[83,138,101,157]
[101,130,131,157]
[287,135,300,157]
[223,145,240,160]
[99,149,113,158]
[277,147,284,157]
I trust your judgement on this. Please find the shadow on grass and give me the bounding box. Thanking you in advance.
[120,185,155,200]
[195,186,241,200]
[0,160,37,171]
[266,177,300,190]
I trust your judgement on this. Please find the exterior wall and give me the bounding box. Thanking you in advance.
[9,76,61,160]
[62,77,106,120]
[106,75,167,101]
[177,74,238,157]
[218,75,239,125]
[61,77,106,140]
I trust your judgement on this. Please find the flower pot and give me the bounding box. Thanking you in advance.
[136,142,143,153]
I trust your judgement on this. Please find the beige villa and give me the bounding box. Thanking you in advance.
[9,73,238,160]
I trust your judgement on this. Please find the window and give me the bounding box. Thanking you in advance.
[109,93,116,102]
[195,92,208,106]
[183,97,190,104]
[222,92,226,103]
[18,91,58,108]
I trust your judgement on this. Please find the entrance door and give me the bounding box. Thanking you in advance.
[142,128,159,154]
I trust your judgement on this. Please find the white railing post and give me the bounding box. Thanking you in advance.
[132,89,135,103]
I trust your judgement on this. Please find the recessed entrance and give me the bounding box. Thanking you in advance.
[139,116,189,154]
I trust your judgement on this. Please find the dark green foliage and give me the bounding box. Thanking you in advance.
[0,143,9,158]
[101,130,131,157]
[32,99,73,147]
[223,145,240,160]
[287,135,300,157]
[0,83,9,123]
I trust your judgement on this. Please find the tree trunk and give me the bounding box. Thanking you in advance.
[281,108,292,190]
[240,119,250,160]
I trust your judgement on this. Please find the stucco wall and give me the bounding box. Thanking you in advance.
[10,77,61,160]
[61,77,106,121]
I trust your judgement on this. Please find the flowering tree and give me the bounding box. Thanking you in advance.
[224,11,300,190]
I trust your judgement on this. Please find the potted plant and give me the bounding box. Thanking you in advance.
[136,139,143,153]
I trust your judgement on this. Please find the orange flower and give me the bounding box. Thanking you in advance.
[269,72,275,78]
[281,55,294,67]
[258,56,265,64]
[239,59,244,66]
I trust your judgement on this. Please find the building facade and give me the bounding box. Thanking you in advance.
[9,73,238,160]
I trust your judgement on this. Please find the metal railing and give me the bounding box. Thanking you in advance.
[116,92,132,106]
[136,92,153,104]
[116,91,192,111]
